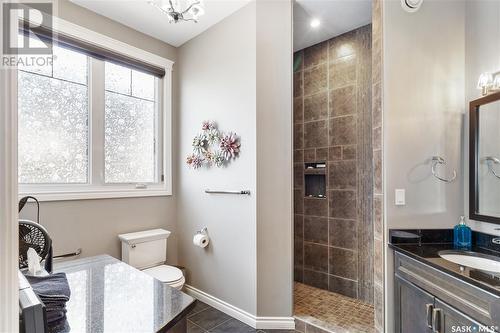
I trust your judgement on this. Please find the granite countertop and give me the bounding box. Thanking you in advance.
[389,229,500,297]
[47,255,196,333]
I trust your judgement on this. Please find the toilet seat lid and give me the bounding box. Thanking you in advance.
[143,265,183,283]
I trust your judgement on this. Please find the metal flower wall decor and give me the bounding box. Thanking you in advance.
[186,121,241,169]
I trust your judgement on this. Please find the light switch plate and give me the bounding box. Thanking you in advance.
[395,189,405,206]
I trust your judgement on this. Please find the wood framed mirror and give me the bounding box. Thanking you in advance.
[470,91,500,224]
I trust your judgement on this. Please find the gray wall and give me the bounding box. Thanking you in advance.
[255,0,293,317]
[383,1,465,331]
[177,2,258,315]
[465,0,500,234]
[177,0,294,318]
[20,0,179,263]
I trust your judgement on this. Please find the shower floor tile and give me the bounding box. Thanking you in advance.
[294,282,374,333]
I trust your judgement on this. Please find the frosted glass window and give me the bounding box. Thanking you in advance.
[17,36,167,196]
[104,61,158,184]
[18,70,89,184]
[17,34,52,76]
[53,46,88,84]
[105,62,131,95]
[132,70,155,101]
[105,92,156,183]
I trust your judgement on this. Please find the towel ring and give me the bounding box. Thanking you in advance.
[485,156,500,179]
[431,156,457,183]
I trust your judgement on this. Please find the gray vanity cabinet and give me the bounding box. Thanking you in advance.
[395,276,434,333]
[394,252,499,333]
[396,275,485,333]
[435,299,485,333]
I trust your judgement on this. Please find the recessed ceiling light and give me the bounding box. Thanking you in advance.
[310,18,320,28]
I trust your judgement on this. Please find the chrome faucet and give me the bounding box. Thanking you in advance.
[492,238,500,245]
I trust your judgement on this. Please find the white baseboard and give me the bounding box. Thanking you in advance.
[184,285,295,330]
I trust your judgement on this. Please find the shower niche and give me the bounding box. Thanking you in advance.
[304,162,326,198]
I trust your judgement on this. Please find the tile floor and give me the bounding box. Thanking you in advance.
[187,283,374,333]
[187,300,300,333]
[294,282,375,333]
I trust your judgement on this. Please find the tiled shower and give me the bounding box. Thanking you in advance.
[293,25,374,304]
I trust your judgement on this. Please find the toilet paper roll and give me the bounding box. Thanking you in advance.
[193,233,209,248]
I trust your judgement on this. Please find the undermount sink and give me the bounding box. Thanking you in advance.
[438,250,500,274]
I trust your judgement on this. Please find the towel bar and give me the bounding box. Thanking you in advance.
[54,248,82,259]
[205,189,251,195]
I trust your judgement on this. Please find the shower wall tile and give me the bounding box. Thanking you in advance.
[374,195,383,240]
[294,123,304,149]
[303,269,329,290]
[373,149,382,194]
[294,238,304,266]
[304,216,328,245]
[329,55,357,89]
[294,25,373,302]
[342,145,357,160]
[304,243,329,273]
[329,247,358,280]
[294,149,304,163]
[328,190,357,219]
[294,97,303,124]
[329,30,357,60]
[304,92,328,122]
[304,198,328,217]
[328,160,357,189]
[294,71,303,98]
[372,126,381,150]
[316,148,328,161]
[329,275,358,299]
[328,146,342,161]
[294,163,304,187]
[304,148,316,162]
[294,267,303,283]
[304,41,327,69]
[329,219,358,250]
[304,64,327,96]
[304,120,328,148]
[295,214,304,239]
[294,189,304,214]
[329,85,356,117]
[329,115,357,146]
[372,0,384,329]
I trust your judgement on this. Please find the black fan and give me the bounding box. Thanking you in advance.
[19,219,53,273]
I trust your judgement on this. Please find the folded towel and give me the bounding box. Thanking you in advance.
[26,272,71,324]
[46,310,67,324]
[26,273,71,303]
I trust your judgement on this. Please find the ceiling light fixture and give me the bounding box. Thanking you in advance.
[310,18,321,28]
[477,71,500,96]
[149,0,205,24]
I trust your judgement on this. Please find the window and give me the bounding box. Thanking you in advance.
[17,27,172,200]
[18,44,89,184]
[104,62,158,184]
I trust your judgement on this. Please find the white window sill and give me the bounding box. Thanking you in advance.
[18,189,172,202]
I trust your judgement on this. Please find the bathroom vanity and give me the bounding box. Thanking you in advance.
[390,230,500,333]
[48,255,195,333]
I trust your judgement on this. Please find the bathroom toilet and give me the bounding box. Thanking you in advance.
[118,229,185,290]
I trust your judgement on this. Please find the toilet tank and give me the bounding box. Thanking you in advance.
[118,229,171,269]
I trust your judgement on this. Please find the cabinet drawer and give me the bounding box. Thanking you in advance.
[395,251,499,325]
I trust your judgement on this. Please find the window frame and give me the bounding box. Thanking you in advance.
[18,16,174,201]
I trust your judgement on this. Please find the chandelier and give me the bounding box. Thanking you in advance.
[149,0,205,23]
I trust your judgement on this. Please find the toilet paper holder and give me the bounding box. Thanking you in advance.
[196,227,208,235]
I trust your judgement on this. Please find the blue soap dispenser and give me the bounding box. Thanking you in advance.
[454,216,471,250]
